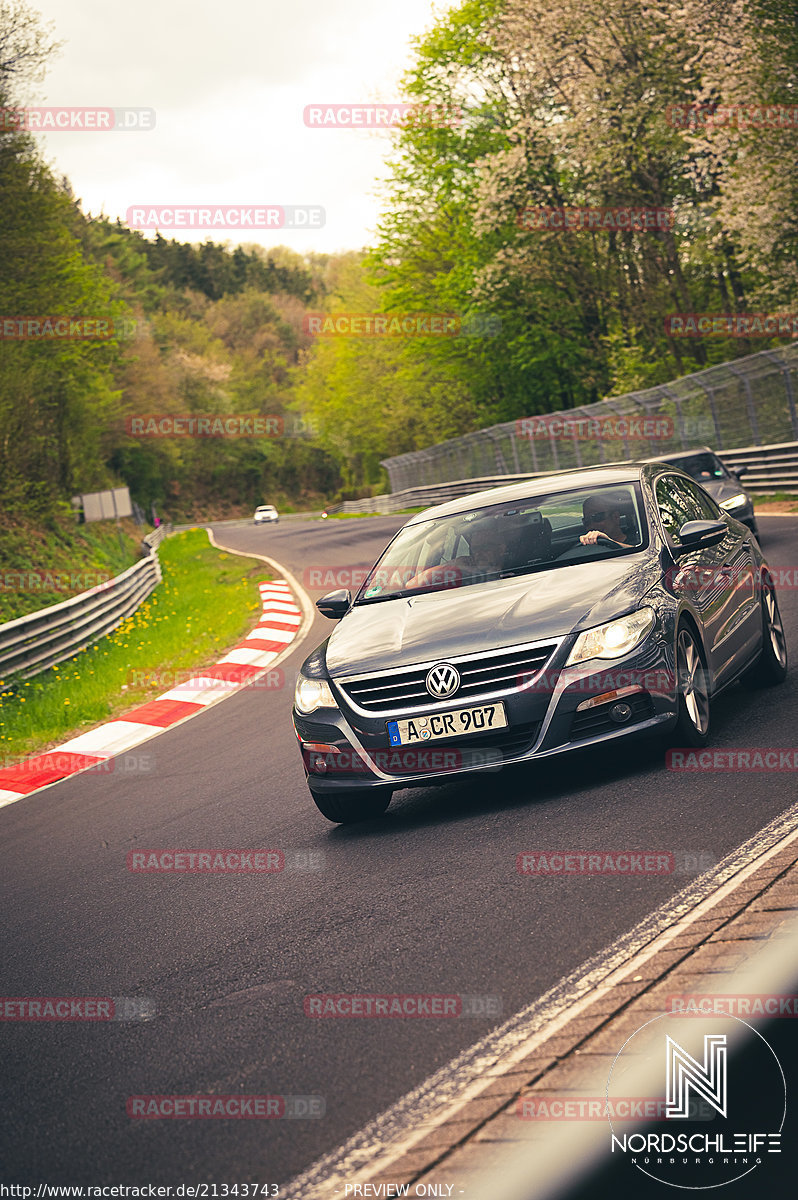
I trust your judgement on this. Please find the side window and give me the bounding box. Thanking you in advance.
[656,475,702,545]
[680,477,722,521]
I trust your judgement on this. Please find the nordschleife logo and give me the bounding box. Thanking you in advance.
[607,1012,785,1188]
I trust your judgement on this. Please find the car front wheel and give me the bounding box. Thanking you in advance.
[673,624,711,747]
[309,787,392,824]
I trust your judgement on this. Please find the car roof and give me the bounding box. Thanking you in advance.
[405,463,651,524]
[643,446,718,464]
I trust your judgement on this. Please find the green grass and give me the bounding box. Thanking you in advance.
[322,511,383,519]
[0,529,268,763]
[0,510,144,622]
[752,493,798,507]
[322,507,427,519]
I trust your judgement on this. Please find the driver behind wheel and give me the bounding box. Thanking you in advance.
[580,494,634,547]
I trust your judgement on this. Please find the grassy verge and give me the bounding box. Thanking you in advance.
[0,510,144,622]
[0,529,268,763]
[322,507,426,519]
[752,493,798,511]
[323,512,386,519]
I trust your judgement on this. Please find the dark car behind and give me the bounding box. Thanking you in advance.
[644,447,758,537]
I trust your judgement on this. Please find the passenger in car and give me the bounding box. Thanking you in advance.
[404,521,507,589]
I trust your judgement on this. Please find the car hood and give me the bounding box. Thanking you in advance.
[325,552,657,676]
[701,478,747,505]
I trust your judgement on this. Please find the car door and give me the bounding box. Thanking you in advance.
[680,476,761,671]
[656,473,751,687]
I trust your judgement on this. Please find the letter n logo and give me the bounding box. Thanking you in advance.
[666,1034,727,1118]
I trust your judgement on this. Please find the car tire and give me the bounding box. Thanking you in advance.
[672,623,711,747]
[309,787,392,824]
[741,577,788,688]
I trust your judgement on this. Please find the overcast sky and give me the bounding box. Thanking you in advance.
[30,0,457,254]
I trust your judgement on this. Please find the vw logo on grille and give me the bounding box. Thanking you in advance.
[425,662,461,698]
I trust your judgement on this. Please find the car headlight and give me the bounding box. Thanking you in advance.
[294,674,338,714]
[566,607,656,666]
[720,493,748,511]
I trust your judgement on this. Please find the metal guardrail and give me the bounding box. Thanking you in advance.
[323,443,798,515]
[0,527,169,682]
[380,343,798,492]
[142,524,170,552]
[720,441,798,491]
[170,511,321,532]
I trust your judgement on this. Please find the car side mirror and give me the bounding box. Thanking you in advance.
[732,464,747,477]
[316,589,351,619]
[675,519,727,553]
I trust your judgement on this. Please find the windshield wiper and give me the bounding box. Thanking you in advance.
[498,562,556,578]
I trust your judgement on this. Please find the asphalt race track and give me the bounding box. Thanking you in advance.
[1,514,796,1184]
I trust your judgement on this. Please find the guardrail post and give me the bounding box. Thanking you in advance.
[658,385,688,450]
[725,363,761,444]
[697,382,723,447]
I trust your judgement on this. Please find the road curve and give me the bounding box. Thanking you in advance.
[1,515,796,1185]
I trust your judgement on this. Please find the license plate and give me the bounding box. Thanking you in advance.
[387,702,508,747]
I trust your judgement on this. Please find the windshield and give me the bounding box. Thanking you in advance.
[670,453,727,482]
[354,482,649,603]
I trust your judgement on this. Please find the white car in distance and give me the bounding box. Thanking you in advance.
[253,505,279,525]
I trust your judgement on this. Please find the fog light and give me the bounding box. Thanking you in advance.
[609,701,633,723]
[302,741,338,774]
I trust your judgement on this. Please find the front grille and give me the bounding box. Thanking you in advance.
[569,692,654,741]
[336,641,559,714]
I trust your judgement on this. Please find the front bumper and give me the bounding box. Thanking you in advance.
[293,637,678,795]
